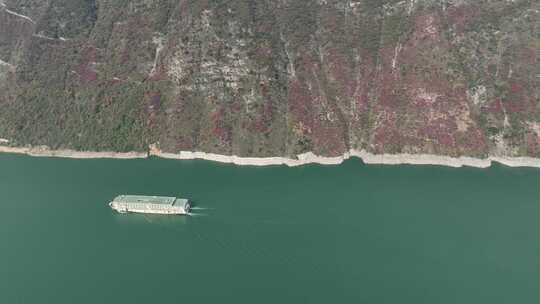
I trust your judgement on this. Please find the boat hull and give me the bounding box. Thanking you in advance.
[111,207,188,215]
[109,202,189,215]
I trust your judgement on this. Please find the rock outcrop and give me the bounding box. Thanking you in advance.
[0,0,538,159]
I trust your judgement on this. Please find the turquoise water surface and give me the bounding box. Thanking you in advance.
[1,154,539,303]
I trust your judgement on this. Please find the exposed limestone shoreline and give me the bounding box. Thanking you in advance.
[152,150,540,168]
[1,144,539,169]
[0,145,147,159]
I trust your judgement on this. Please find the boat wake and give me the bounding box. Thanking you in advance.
[190,207,212,210]
[188,212,208,217]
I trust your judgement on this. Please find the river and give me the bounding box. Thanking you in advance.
[1,154,539,303]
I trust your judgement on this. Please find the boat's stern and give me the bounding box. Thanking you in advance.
[183,200,191,214]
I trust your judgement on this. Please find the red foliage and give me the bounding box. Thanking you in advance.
[368,20,490,155]
[447,4,478,34]
[230,100,242,113]
[510,83,523,94]
[419,117,457,149]
[485,99,504,114]
[144,92,161,128]
[312,124,348,156]
[526,134,539,156]
[373,120,402,153]
[464,128,488,153]
[351,51,377,117]
[518,48,536,65]
[326,48,355,98]
[288,79,314,132]
[504,101,527,114]
[412,13,441,42]
[502,81,532,114]
[211,107,231,144]
[287,57,348,155]
[175,135,194,151]
[76,46,98,84]
[146,92,161,112]
[254,46,272,61]
[148,66,166,81]
[246,100,274,134]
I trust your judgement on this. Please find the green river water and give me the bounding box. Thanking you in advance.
[1,154,539,303]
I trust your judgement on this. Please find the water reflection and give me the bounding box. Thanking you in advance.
[111,212,189,226]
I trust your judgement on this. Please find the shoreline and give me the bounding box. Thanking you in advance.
[0,145,147,159]
[1,145,540,169]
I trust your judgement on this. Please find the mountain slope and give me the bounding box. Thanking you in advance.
[0,0,538,158]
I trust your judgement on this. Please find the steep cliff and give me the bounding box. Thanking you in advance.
[0,0,538,158]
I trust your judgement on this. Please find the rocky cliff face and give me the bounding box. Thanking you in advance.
[0,0,538,158]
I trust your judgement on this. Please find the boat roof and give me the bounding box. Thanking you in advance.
[113,195,177,205]
[173,198,189,207]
